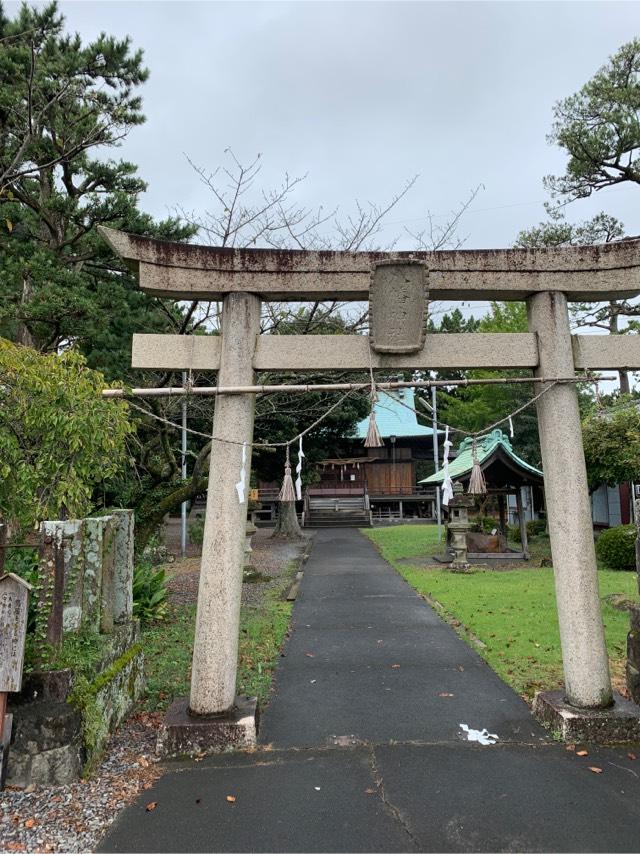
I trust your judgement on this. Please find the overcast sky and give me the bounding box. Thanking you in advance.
[9,0,640,252]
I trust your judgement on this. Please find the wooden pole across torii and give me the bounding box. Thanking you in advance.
[100,225,640,750]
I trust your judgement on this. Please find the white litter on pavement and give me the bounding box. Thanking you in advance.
[459,724,499,745]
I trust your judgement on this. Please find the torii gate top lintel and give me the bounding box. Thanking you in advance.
[98,226,640,303]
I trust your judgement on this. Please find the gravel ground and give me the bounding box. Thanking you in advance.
[0,529,308,853]
[166,528,309,608]
[1,712,163,853]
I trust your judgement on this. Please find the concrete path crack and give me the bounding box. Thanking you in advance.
[368,743,421,851]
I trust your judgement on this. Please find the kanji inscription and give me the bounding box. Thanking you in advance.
[369,260,428,353]
[0,574,31,694]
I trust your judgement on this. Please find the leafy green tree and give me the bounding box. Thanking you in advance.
[0,1,194,379]
[516,208,633,391]
[0,1,145,189]
[0,338,132,531]
[582,398,640,490]
[435,303,543,466]
[545,38,640,201]
[0,1,202,551]
[515,209,625,249]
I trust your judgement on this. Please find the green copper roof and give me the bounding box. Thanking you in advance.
[420,429,543,484]
[354,388,438,439]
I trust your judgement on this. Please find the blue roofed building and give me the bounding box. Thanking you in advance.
[310,387,443,523]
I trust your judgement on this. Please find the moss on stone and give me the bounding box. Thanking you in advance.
[68,642,143,774]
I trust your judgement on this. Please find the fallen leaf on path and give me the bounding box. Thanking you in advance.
[314,787,321,791]
[628,753,637,760]
[576,750,589,757]
[588,767,603,774]
[391,664,401,669]
[145,802,157,812]
[365,788,376,794]
[438,692,455,698]
[310,679,317,684]
[305,652,315,658]
[565,744,576,752]
[457,666,464,672]
[226,795,237,803]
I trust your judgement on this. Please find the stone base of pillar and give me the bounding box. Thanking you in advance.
[533,690,640,744]
[156,696,258,759]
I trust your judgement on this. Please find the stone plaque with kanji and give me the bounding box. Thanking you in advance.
[369,259,428,353]
[0,573,32,694]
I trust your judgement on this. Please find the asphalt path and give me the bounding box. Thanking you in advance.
[101,528,640,852]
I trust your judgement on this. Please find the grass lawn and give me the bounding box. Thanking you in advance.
[141,571,295,712]
[364,525,639,699]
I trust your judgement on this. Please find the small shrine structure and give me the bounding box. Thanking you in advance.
[422,429,544,557]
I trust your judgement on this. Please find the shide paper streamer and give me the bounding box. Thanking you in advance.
[235,441,247,503]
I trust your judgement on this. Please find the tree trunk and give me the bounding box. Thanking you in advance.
[135,475,207,554]
[16,275,36,348]
[609,304,630,393]
[273,500,304,539]
[620,370,631,394]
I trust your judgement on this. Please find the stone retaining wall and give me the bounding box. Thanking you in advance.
[6,510,144,788]
[7,623,144,787]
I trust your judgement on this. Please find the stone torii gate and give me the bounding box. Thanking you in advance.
[101,227,640,748]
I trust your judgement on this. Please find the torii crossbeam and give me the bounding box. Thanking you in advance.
[100,226,640,750]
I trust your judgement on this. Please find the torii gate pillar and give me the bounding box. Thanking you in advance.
[189,292,261,715]
[528,292,613,709]
[158,292,262,757]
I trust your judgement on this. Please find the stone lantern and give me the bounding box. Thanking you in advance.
[244,520,257,571]
[448,482,474,571]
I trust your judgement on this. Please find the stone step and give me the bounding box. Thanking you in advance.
[305,520,372,528]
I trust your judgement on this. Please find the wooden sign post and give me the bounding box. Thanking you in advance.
[0,572,32,789]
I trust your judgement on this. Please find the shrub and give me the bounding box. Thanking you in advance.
[6,547,39,633]
[596,524,637,571]
[471,516,499,534]
[527,519,547,537]
[481,516,498,534]
[188,514,204,546]
[141,533,173,566]
[508,519,547,542]
[133,560,168,623]
[0,340,132,531]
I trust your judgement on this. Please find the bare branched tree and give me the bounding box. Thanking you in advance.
[404,184,483,252]
[176,150,482,338]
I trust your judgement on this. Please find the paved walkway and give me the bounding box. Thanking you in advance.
[101,529,640,853]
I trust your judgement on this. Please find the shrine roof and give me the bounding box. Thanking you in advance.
[354,388,439,440]
[420,429,543,485]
